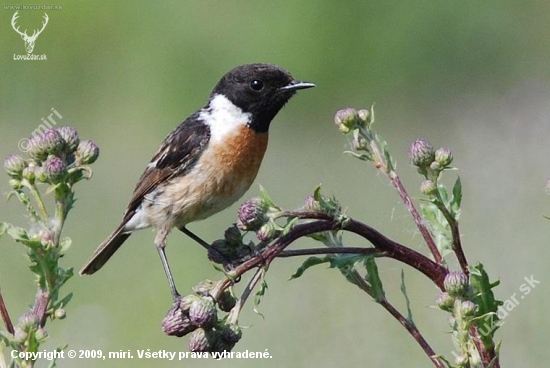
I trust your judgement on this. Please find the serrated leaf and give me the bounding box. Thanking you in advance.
[420,203,453,257]
[364,256,385,302]
[1,222,42,248]
[469,262,501,349]
[289,256,330,280]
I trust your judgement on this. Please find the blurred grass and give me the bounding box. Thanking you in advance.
[1,0,549,367]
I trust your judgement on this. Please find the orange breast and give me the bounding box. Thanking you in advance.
[153,125,269,227]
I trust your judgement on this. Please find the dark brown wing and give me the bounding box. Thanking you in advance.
[123,114,211,219]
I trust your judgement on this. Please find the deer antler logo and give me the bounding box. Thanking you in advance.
[11,11,49,54]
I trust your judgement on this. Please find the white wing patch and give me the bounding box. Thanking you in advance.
[200,94,251,143]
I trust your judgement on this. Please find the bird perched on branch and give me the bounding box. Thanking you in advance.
[80,63,315,299]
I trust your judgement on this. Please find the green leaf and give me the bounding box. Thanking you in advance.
[450,176,462,216]
[281,217,298,236]
[469,262,502,349]
[258,185,277,209]
[53,292,73,310]
[344,150,372,161]
[420,203,453,257]
[0,222,42,248]
[59,237,72,254]
[290,256,330,280]
[364,256,385,302]
[400,270,414,324]
[253,272,268,318]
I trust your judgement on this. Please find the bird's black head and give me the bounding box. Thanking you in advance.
[210,63,315,133]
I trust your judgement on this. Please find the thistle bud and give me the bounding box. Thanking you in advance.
[179,294,201,312]
[224,225,243,247]
[444,271,470,297]
[189,297,217,328]
[57,126,80,154]
[434,147,453,167]
[18,311,39,332]
[3,154,26,177]
[256,221,279,242]
[352,135,368,151]
[162,303,196,337]
[22,165,36,183]
[334,108,359,133]
[192,279,216,295]
[189,328,215,352]
[357,108,370,123]
[420,180,437,195]
[76,139,99,165]
[35,328,48,341]
[54,308,66,319]
[28,135,47,161]
[303,195,322,212]
[217,290,237,312]
[460,300,477,316]
[42,129,65,156]
[208,240,233,264]
[409,139,435,168]
[13,327,27,344]
[221,323,242,344]
[436,292,455,312]
[237,197,268,231]
[44,156,66,182]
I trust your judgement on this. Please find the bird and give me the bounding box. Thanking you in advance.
[79,63,315,300]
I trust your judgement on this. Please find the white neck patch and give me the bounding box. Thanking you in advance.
[200,94,252,143]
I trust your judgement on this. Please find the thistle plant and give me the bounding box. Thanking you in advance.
[161,106,502,367]
[0,127,99,368]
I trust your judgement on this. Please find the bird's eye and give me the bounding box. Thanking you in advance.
[250,79,264,91]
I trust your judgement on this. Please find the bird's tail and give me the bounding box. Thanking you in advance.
[79,224,131,275]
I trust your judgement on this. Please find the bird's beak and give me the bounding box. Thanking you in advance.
[280,80,316,91]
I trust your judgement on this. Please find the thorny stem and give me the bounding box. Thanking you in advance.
[348,270,444,368]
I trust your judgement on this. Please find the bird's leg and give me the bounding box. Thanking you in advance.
[178,226,233,267]
[155,228,180,302]
[178,226,211,250]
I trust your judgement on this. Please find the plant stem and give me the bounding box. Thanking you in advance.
[277,247,381,258]
[0,288,14,335]
[348,270,444,368]
[26,183,48,222]
[390,174,442,264]
[432,200,469,274]
[227,267,264,324]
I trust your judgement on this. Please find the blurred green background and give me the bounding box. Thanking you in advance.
[1,0,549,367]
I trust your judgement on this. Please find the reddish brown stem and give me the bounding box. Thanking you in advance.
[0,286,14,335]
[391,175,442,264]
